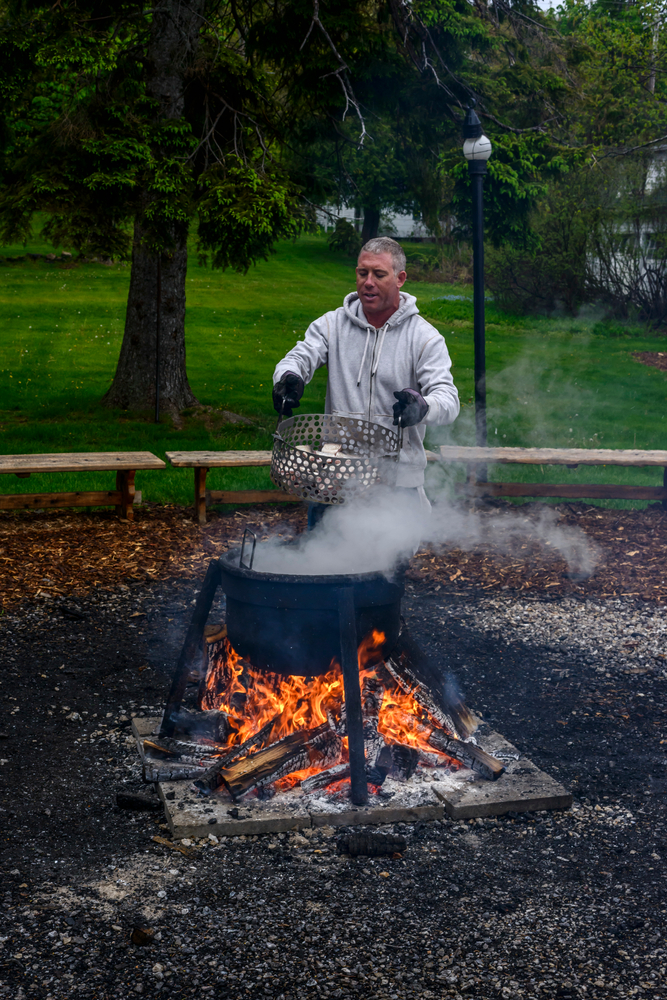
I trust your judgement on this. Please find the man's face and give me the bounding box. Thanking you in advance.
[355,251,407,319]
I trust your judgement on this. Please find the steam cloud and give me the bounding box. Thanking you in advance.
[251,485,600,580]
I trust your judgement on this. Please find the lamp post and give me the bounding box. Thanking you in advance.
[462,102,492,459]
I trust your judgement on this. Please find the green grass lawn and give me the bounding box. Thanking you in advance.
[1,231,667,508]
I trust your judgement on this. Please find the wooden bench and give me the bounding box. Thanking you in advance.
[437,446,667,507]
[165,451,300,523]
[166,448,444,522]
[0,452,166,519]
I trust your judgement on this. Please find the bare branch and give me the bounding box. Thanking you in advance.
[478,111,558,134]
[300,0,367,146]
[602,133,667,158]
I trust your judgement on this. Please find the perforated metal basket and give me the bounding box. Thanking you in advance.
[271,413,402,505]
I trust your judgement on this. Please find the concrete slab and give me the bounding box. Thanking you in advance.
[133,717,571,836]
[132,717,161,740]
[432,731,572,820]
[158,780,312,838]
[307,776,444,829]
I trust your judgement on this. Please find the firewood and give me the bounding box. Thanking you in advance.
[426,729,505,781]
[301,739,444,791]
[325,698,346,736]
[219,724,342,800]
[193,713,285,793]
[385,629,476,739]
[300,740,396,791]
[197,623,228,682]
[143,738,222,761]
[362,675,384,721]
[337,832,407,857]
[325,681,385,767]
[300,763,351,792]
[381,707,504,780]
[389,743,420,780]
[143,761,209,782]
[368,743,394,784]
[169,708,230,743]
[361,675,385,766]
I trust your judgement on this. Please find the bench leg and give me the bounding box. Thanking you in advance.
[195,467,208,525]
[116,470,136,520]
[664,468,667,511]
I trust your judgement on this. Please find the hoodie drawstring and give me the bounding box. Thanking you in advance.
[356,326,373,386]
[356,322,389,386]
[372,323,389,377]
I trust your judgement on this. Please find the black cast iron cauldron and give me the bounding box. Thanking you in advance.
[219,547,404,676]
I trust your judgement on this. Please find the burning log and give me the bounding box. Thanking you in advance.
[426,729,505,781]
[300,763,351,792]
[385,629,476,739]
[218,723,342,799]
[389,743,420,781]
[337,831,407,857]
[382,706,504,779]
[300,741,419,792]
[141,736,224,783]
[193,713,286,794]
[361,675,385,766]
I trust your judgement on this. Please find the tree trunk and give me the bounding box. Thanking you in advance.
[102,0,205,415]
[361,207,381,242]
[103,224,197,414]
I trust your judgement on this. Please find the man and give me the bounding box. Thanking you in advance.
[272,236,459,520]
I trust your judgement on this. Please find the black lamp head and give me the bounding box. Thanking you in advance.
[462,100,483,141]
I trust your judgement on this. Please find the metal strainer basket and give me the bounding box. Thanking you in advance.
[271,413,402,505]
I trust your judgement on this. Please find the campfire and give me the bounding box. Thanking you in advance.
[145,543,505,809]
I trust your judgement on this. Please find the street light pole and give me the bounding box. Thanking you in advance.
[462,103,492,462]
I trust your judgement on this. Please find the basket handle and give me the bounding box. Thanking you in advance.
[395,415,404,459]
[240,528,257,570]
[275,396,285,432]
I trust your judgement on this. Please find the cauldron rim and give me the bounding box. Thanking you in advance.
[219,546,402,588]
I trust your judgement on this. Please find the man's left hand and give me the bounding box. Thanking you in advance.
[393,389,429,427]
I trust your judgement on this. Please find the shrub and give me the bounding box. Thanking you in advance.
[405,243,472,283]
[327,218,362,257]
[485,181,590,315]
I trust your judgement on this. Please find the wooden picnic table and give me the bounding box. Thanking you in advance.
[438,445,667,505]
[0,452,165,519]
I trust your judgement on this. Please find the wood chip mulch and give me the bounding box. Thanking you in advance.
[407,502,667,601]
[1,501,666,610]
[0,504,307,611]
[632,350,667,372]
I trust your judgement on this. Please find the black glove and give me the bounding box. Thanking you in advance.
[392,389,429,427]
[273,371,305,418]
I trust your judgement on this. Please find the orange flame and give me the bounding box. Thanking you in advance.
[199,636,344,747]
[198,629,451,786]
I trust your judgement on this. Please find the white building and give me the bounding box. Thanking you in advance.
[317,205,432,240]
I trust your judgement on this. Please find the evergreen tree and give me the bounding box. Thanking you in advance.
[0,0,569,413]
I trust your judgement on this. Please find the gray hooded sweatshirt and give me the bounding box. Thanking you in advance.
[273,291,460,488]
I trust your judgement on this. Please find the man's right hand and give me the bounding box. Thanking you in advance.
[273,372,305,418]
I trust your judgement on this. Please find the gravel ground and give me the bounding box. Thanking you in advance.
[1,567,666,998]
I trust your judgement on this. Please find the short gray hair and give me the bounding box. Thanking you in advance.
[359,237,406,276]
